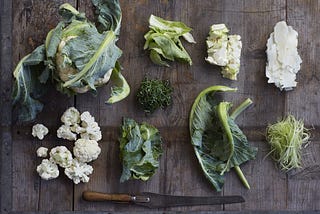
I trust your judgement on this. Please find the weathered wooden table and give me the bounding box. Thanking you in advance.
[1,0,320,213]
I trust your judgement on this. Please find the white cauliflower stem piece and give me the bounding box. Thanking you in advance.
[57,125,77,141]
[266,21,302,90]
[32,124,49,140]
[205,24,242,80]
[36,147,48,158]
[73,139,101,163]
[50,146,73,168]
[65,159,93,184]
[37,159,59,180]
[61,107,80,126]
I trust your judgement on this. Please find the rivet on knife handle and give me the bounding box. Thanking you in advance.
[82,191,133,202]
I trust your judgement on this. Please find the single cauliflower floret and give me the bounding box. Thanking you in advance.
[49,146,73,168]
[32,124,49,140]
[79,112,102,141]
[36,147,48,158]
[57,124,77,141]
[36,159,59,180]
[64,159,93,184]
[73,139,101,163]
[61,107,80,126]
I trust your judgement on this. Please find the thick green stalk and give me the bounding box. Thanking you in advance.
[230,98,253,120]
[234,165,251,189]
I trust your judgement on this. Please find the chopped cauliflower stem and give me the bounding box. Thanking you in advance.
[65,159,93,184]
[205,24,242,80]
[36,147,48,158]
[73,139,101,163]
[32,124,49,140]
[61,107,80,126]
[266,21,302,91]
[36,159,59,180]
[49,146,73,168]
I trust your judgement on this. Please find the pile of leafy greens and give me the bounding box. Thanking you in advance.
[189,85,257,192]
[144,15,196,67]
[119,118,163,182]
[13,0,130,122]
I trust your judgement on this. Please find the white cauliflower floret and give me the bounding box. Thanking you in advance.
[61,107,80,126]
[205,24,242,80]
[32,124,49,140]
[36,147,48,158]
[36,159,59,180]
[266,21,302,91]
[80,112,102,141]
[64,159,93,184]
[73,139,101,163]
[49,146,73,168]
[57,125,77,141]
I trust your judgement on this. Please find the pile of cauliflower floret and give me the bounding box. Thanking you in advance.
[34,107,102,184]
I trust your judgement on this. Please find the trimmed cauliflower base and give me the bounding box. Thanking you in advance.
[32,124,49,140]
[49,146,73,168]
[205,24,242,80]
[37,159,59,180]
[266,21,302,90]
[65,159,93,184]
[36,147,48,158]
[73,139,101,163]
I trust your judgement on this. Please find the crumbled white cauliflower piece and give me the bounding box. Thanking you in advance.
[57,124,77,141]
[73,139,101,163]
[80,112,102,141]
[266,21,302,91]
[61,107,80,126]
[36,147,48,158]
[205,24,242,80]
[49,146,73,168]
[36,159,59,180]
[64,159,93,184]
[32,124,49,140]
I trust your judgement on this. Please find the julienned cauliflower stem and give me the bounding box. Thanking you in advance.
[49,146,73,168]
[37,159,59,180]
[32,124,49,140]
[73,139,101,163]
[65,159,93,184]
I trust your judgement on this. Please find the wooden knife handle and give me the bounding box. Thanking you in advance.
[82,191,132,202]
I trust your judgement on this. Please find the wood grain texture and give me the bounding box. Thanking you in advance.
[3,0,320,212]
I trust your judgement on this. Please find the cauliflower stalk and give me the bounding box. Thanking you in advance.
[205,24,242,80]
[65,159,93,184]
[36,159,59,180]
[32,124,49,140]
[266,21,302,90]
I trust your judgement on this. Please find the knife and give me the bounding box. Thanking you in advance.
[82,191,245,208]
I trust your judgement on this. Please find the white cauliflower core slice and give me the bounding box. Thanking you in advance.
[65,159,93,184]
[205,24,242,80]
[266,21,302,90]
[32,124,49,140]
[36,147,48,158]
[50,146,73,168]
[37,159,59,180]
[73,139,101,163]
[61,107,80,126]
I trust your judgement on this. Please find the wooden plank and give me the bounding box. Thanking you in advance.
[0,0,13,212]
[11,0,76,211]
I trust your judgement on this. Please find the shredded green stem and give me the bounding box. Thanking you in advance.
[266,115,310,171]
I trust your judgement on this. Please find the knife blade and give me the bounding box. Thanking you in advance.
[82,191,245,208]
